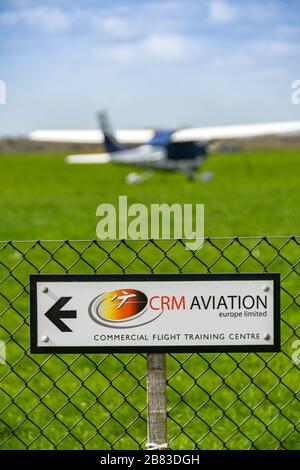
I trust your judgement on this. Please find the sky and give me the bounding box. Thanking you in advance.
[0,0,300,136]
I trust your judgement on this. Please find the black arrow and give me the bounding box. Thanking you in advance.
[44,297,77,332]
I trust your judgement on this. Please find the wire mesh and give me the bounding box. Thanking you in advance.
[0,236,299,449]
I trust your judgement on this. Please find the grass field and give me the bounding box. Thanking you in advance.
[0,149,299,240]
[0,149,299,449]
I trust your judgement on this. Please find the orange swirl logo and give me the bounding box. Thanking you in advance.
[89,289,163,328]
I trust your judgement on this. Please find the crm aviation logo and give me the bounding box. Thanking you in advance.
[89,289,164,328]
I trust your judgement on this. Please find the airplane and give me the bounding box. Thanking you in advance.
[112,291,137,309]
[30,112,300,184]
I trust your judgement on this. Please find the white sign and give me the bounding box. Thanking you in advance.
[30,274,280,353]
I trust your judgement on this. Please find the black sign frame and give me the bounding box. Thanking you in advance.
[30,273,280,354]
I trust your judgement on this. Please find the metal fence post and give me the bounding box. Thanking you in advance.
[147,352,168,450]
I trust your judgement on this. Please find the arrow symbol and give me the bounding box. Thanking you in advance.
[44,297,77,332]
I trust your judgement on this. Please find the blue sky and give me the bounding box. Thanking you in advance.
[0,0,300,136]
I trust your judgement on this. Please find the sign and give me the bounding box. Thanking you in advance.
[30,273,280,353]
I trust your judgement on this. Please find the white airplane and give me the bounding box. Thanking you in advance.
[112,291,136,309]
[30,112,300,184]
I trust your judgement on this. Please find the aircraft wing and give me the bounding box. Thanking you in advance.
[29,129,154,145]
[172,121,300,142]
[66,147,165,165]
[66,153,111,164]
[30,120,300,146]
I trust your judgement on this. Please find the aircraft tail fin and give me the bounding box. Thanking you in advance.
[98,111,125,153]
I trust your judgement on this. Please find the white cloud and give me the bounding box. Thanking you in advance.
[210,52,253,68]
[0,7,71,33]
[91,16,132,38]
[250,39,300,57]
[90,4,188,41]
[110,44,137,63]
[207,0,238,24]
[143,34,192,61]
[94,33,196,65]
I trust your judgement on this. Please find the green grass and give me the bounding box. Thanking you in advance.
[0,149,299,239]
[0,149,299,450]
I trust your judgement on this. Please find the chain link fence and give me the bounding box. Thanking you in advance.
[0,236,299,449]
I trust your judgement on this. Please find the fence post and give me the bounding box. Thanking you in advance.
[147,352,168,450]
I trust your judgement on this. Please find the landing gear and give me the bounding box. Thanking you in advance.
[125,170,155,185]
[198,171,214,182]
[186,169,197,181]
[185,170,214,182]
